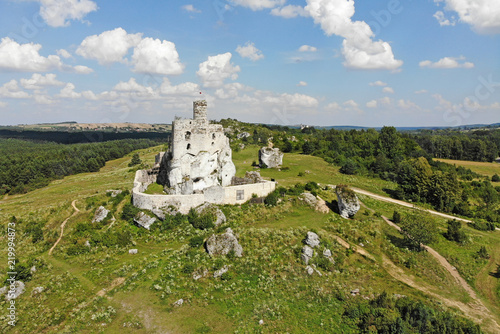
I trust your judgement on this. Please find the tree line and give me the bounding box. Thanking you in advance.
[0,138,160,195]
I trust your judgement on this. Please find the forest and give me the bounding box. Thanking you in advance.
[0,138,160,195]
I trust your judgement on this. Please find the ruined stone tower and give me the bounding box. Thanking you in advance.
[157,100,236,195]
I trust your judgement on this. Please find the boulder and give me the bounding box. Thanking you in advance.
[213,265,230,278]
[305,231,320,248]
[300,193,318,208]
[244,171,263,183]
[0,281,25,300]
[195,203,226,226]
[323,249,332,258]
[92,206,110,223]
[259,147,283,168]
[237,132,250,139]
[206,228,243,257]
[32,286,44,296]
[336,186,360,219]
[129,249,138,254]
[173,298,184,307]
[134,212,156,230]
[301,245,314,264]
[106,189,123,197]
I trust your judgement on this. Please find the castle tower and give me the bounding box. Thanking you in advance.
[193,100,207,121]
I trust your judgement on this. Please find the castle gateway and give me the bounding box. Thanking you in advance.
[132,100,276,214]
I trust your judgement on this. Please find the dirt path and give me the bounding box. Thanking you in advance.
[380,215,500,332]
[48,200,80,256]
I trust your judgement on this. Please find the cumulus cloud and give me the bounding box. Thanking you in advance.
[37,0,98,27]
[182,4,201,13]
[230,0,286,11]
[415,89,428,94]
[297,81,308,87]
[197,53,241,88]
[435,0,500,34]
[58,83,81,98]
[34,94,55,104]
[57,49,72,58]
[215,83,248,99]
[72,65,94,74]
[305,0,403,70]
[343,99,359,108]
[0,80,30,99]
[131,38,184,75]
[366,100,378,108]
[369,80,387,87]
[76,28,143,65]
[419,56,474,69]
[433,11,456,26]
[236,42,264,61]
[0,37,64,72]
[20,73,64,90]
[298,45,317,52]
[160,78,201,96]
[383,87,395,94]
[325,102,341,111]
[271,5,309,18]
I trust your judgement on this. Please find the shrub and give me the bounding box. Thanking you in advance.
[313,256,334,272]
[187,208,215,230]
[339,159,358,175]
[399,209,438,251]
[121,202,140,222]
[181,263,195,274]
[445,219,467,244]
[477,246,490,259]
[128,153,142,167]
[305,181,319,191]
[492,174,500,182]
[264,191,279,206]
[189,236,204,248]
[392,211,401,224]
[220,271,236,281]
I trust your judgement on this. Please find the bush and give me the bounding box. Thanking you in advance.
[189,236,204,248]
[392,211,401,224]
[121,202,140,222]
[264,191,279,206]
[305,181,319,191]
[187,208,215,230]
[339,159,358,175]
[477,246,490,259]
[492,174,500,182]
[128,153,142,167]
[181,263,195,274]
[469,221,496,231]
[445,219,467,244]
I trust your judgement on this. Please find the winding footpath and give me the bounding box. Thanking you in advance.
[48,200,80,256]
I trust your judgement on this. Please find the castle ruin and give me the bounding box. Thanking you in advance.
[132,100,276,214]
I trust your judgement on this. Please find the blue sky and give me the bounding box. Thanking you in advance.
[0,0,499,127]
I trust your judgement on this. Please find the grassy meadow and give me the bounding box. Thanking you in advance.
[0,145,499,333]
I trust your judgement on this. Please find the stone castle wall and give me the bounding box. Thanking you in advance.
[132,169,276,214]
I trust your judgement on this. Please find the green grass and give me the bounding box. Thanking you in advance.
[436,158,500,184]
[1,145,499,333]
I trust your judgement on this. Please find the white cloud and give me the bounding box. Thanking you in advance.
[271,5,309,18]
[433,11,456,26]
[76,28,143,65]
[34,94,55,104]
[415,89,428,94]
[215,83,248,99]
[366,100,377,108]
[298,45,317,52]
[369,80,387,87]
[420,56,474,69]
[131,38,184,75]
[37,0,98,27]
[20,73,64,90]
[113,78,157,97]
[398,99,421,110]
[383,87,395,94]
[182,4,201,13]
[435,0,500,34]
[197,53,241,88]
[58,83,81,98]
[160,78,201,96]
[0,80,30,99]
[236,42,264,61]
[0,37,64,72]
[305,0,403,70]
[57,49,72,58]
[343,99,359,108]
[230,0,286,11]
[325,102,341,111]
[297,81,308,87]
[72,65,93,74]
[0,101,7,108]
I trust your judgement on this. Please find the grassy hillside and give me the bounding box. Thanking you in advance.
[436,158,500,182]
[0,146,499,333]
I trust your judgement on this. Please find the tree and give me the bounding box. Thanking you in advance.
[492,174,500,182]
[302,141,314,155]
[339,159,358,175]
[445,219,467,244]
[399,209,438,250]
[128,153,142,167]
[392,211,401,224]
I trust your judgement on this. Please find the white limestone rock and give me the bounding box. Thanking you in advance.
[336,186,360,219]
[173,298,184,307]
[106,189,123,197]
[0,281,25,300]
[323,249,332,258]
[206,228,243,257]
[300,193,318,207]
[237,132,250,139]
[134,212,156,230]
[305,232,320,248]
[213,265,230,278]
[92,206,110,223]
[32,286,44,296]
[301,245,314,264]
[259,147,283,168]
[195,203,226,226]
[129,249,138,254]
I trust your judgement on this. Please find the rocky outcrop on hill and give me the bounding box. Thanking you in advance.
[0,281,25,300]
[301,245,314,264]
[300,193,330,213]
[336,185,360,218]
[305,231,320,248]
[92,206,109,223]
[259,147,283,168]
[195,203,226,226]
[206,228,243,257]
[134,212,156,230]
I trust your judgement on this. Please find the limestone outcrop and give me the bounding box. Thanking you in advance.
[206,228,243,257]
[0,281,25,300]
[336,185,360,218]
[259,147,283,168]
[195,203,226,226]
[305,231,320,248]
[134,212,156,230]
[92,206,109,223]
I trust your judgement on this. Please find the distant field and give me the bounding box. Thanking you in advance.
[436,158,500,179]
